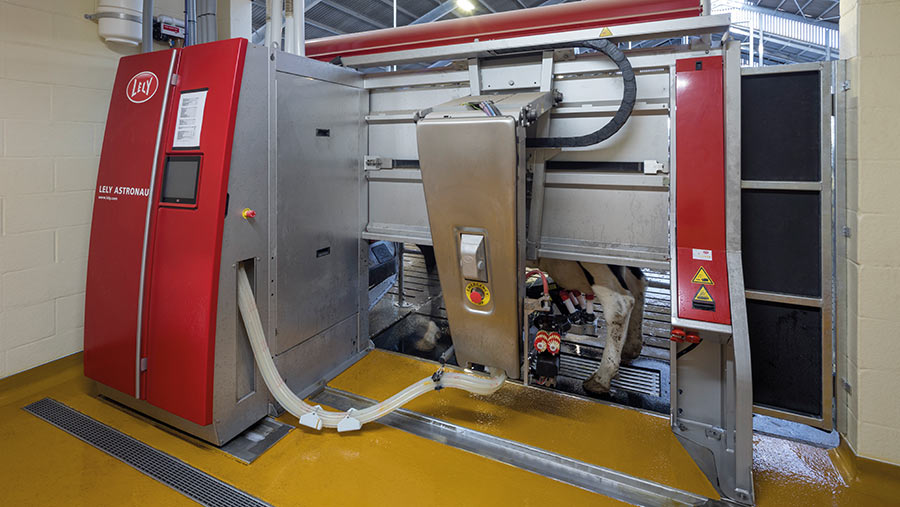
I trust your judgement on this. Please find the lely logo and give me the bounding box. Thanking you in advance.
[126,71,159,104]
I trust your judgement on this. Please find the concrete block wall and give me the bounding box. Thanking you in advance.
[840,0,900,465]
[0,0,186,379]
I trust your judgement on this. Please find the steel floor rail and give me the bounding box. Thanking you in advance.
[23,398,271,507]
[311,387,727,507]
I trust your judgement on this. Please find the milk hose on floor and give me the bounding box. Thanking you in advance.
[236,265,506,432]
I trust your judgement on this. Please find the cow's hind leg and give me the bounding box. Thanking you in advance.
[583,275,635,394]
[621,267,647,363]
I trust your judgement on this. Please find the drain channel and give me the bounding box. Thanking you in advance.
[23,398,271,507]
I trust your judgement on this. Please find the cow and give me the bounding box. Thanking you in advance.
[535,260,647,395]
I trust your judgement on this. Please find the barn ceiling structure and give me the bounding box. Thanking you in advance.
[249,0,839,66]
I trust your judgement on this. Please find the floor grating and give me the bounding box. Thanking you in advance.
[23,398,271,507]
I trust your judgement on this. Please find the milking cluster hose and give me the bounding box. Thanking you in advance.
[236,265,506,431]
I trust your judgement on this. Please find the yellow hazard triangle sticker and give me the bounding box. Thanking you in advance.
[599,27,613,37]
[691,266,715,285]
[693,286,714,303]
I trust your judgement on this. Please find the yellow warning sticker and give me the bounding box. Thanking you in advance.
[465,281,491,307]
[691,266,715,285]
[693,286,714,304]
[599,27,613,37]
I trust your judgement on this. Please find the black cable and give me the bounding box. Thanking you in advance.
[676,340,702,359]
[526,39,636,148]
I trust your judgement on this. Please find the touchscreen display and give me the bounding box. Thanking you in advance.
[161,157,200,204]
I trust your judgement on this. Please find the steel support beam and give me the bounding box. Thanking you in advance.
[373,0,418,20]
[306,18,345,35]
[412,1,458,25]
[320,0,387,29]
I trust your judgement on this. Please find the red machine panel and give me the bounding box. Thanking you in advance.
[306,0,700,62]
[84,49,177,397]
[674,56,731,325]
[143,38,248,425]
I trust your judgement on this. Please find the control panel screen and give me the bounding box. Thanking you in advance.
[161,156,200,205]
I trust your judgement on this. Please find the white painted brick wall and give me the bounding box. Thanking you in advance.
[0,0,186,379]
[840,0,900,466]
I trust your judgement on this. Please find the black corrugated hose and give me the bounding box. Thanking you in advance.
[527,39,636,148]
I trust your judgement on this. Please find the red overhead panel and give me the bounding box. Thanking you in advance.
[306,0,701,62]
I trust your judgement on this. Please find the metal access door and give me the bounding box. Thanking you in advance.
[740,62,834,430]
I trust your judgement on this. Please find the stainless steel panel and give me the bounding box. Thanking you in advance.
[417,117,523,378]
[540,181,670,259]
[547,115,670,164]
[479,55,543,92]
[274,71,364,355]
[367,175,430,234]
[368,124,420,160]
[209,45,272,446]
[273,314,363,398]
[275,50,363,88]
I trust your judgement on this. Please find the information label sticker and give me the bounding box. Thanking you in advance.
[692,248,713,261]
[173,89,208,149]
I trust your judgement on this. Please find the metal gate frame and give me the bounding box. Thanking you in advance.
[740,61,836,430]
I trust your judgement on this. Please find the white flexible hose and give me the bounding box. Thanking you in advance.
[236,265,506,430]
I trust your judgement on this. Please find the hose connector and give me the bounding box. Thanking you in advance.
[299,405,324,431]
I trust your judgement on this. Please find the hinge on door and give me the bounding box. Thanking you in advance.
[140,358,148,372]
[842,226,852,238]
[171,74,180,86]
[841,80,851,91]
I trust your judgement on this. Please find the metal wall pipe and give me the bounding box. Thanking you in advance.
[271,0,283,49]
[197,0,217,43]
[294,0,304,55]
[185,0,197,46]
[284,0,295,53]
[142,0,154,52]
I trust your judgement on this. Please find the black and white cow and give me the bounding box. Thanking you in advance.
[536,260,647,394]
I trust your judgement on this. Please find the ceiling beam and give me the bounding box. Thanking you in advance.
[479,0,498,14]
[319,0,388,29]
[411,1,458,24]
[818,1,839,19]
[372,0,418,20]
[722,1,839,28]
[306,18,345,35]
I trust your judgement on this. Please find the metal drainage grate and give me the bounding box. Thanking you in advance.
[559,355,662,397]
[23,398,271,507]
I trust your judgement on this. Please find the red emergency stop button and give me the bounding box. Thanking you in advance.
[465,281,490,306]
[242,208,257,219]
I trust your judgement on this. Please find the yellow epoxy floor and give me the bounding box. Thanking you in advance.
[1,350,899,506]
[331,350,719,499]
